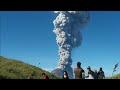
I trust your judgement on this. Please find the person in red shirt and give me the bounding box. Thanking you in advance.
[42,73,49,79]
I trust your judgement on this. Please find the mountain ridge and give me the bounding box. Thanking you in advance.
[0,56,59,79]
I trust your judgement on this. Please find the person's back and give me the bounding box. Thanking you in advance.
[89,70,94,79]
[42,73,49,79]
[98,70,105,79]
[86,66,94,79]
[62,76,69,79]
[74,62,84,79]
[44,74,49,79]
[82,70,85,79]
[74,67,83,79]
[94,69,98,79]
[98,67,105,79]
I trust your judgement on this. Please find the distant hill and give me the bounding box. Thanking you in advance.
[0,56,59,79]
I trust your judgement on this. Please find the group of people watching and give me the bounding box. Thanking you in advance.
[41,62,105,79]
[62,62,105,79]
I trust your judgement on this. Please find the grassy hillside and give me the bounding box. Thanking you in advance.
[0,56,59,79]
[110,74,120,79]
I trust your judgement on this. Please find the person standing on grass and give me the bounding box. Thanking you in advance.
[62,71,69,79]
[42,72,49,79]
[98,67,105,79]
[74,62,84,79]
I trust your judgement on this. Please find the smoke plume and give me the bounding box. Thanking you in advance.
[52,11,90,78]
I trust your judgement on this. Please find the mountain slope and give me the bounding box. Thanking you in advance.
[0,56,59,79]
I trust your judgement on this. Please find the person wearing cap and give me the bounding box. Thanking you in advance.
[74,62,84,79]
[86,66,94,79]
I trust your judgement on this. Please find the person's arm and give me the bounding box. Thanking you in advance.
[82,72,85,79]
[82,69,84,72]
[62,75,64,79]
[74,68,76,73]
[85,72,89,78]
[103,71,105,78]
[44,75,47,79]
[97,71,100,76]
[46,75,49,79]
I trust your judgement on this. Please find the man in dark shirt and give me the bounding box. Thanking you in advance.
[98,67,105,79]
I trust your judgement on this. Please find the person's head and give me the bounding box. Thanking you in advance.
[94,69,97,73]
[63,71,68,76]
[77,62,81,67]
[87,66,91,71]
[100,67,102,71]
[42,72,45,76]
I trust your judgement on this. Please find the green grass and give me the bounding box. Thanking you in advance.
[110,74,120,79]
[0,56,59,79]
[106,73,120,79]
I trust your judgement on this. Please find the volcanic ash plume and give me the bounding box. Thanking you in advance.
[52,11,90,78]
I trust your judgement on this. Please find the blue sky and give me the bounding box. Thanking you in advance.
[0,11,120,77]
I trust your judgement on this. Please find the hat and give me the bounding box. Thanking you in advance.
[87,66,91,69]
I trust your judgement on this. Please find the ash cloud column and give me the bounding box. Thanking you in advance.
[52,11,90,79]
